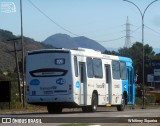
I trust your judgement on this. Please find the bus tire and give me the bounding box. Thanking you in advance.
[47,105,62,114]
[117,95,125,111]
[88,93,98,112]
[82,106,90,112]
[124,91,127,105]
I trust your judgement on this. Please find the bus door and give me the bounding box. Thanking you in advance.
[105,65,111,103]
[127,67,134,104]
[79,62,87,105]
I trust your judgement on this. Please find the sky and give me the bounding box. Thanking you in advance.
[0,0,160,49]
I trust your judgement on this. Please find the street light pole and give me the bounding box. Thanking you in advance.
[123,0,158,108]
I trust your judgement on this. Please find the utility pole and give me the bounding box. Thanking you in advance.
[20,0,25,108]
[7,38,22,104]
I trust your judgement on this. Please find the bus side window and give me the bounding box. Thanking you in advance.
[79,62,86,83]
[80,63,84,83]
[74,56,78,77]
[127,67,133,84]
[120,61,127,80]
[130,68,134,84]
[112,61,120,79]
[87,57,93,78]
[93,58,103,78]
[105,65,111,84]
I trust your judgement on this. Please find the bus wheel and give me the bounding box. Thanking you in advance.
[117,95,125,111]
[82,106,89,112]
[89,93,98,112]
[47,105,62,114]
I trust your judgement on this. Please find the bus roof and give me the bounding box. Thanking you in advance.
[27,48,132,63]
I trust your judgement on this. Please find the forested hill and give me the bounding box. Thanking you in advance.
[0,29,54,72]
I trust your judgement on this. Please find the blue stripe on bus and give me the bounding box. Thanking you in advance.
[118,56,135,105]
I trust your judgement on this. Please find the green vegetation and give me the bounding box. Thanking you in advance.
[0,29,54,110]
[0,72,21,109]
[105,42,160,84]
[135,94,156,105]
[0,72,47,110]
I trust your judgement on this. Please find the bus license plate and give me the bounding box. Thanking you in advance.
[44,91,53,95]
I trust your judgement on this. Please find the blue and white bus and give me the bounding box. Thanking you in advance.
[26,48,135,113]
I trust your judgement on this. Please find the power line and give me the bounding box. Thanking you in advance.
[27,0,141,45]
[98,36,125,43]
[27,0,79,37]
[144,25,160,37]
[131,26,141,34]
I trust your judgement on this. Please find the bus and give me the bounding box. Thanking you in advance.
[26,48,135,113]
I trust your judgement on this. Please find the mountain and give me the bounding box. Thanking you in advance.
[0,29,54,72]
[43,33,106,52]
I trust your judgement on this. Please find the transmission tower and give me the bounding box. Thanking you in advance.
[124,16,132,48]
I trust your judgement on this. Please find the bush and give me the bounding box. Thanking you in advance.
[145,94,156,104]
[0,73,22,109]
[135,97,143,105]
[135,94,156,105]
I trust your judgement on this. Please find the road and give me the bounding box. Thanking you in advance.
[0,107,160,126]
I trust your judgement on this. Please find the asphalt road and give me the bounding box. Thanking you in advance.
[0,107,160,126]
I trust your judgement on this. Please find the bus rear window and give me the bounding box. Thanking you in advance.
[29,68,68,77]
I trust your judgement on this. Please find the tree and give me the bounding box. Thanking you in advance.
[118,42,155,84]
[118,47,131,57]
[104,49,119,55]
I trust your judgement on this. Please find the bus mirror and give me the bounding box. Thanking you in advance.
[134,74,138,83]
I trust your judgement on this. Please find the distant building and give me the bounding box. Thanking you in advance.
[147,60,160,89]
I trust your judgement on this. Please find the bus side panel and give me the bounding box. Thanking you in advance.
[71,55,90,106]
[72,55,107,106]
[71,55,81,106]
[119,56,135,105]
[111,79,122,105]
[103,60,112,105]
